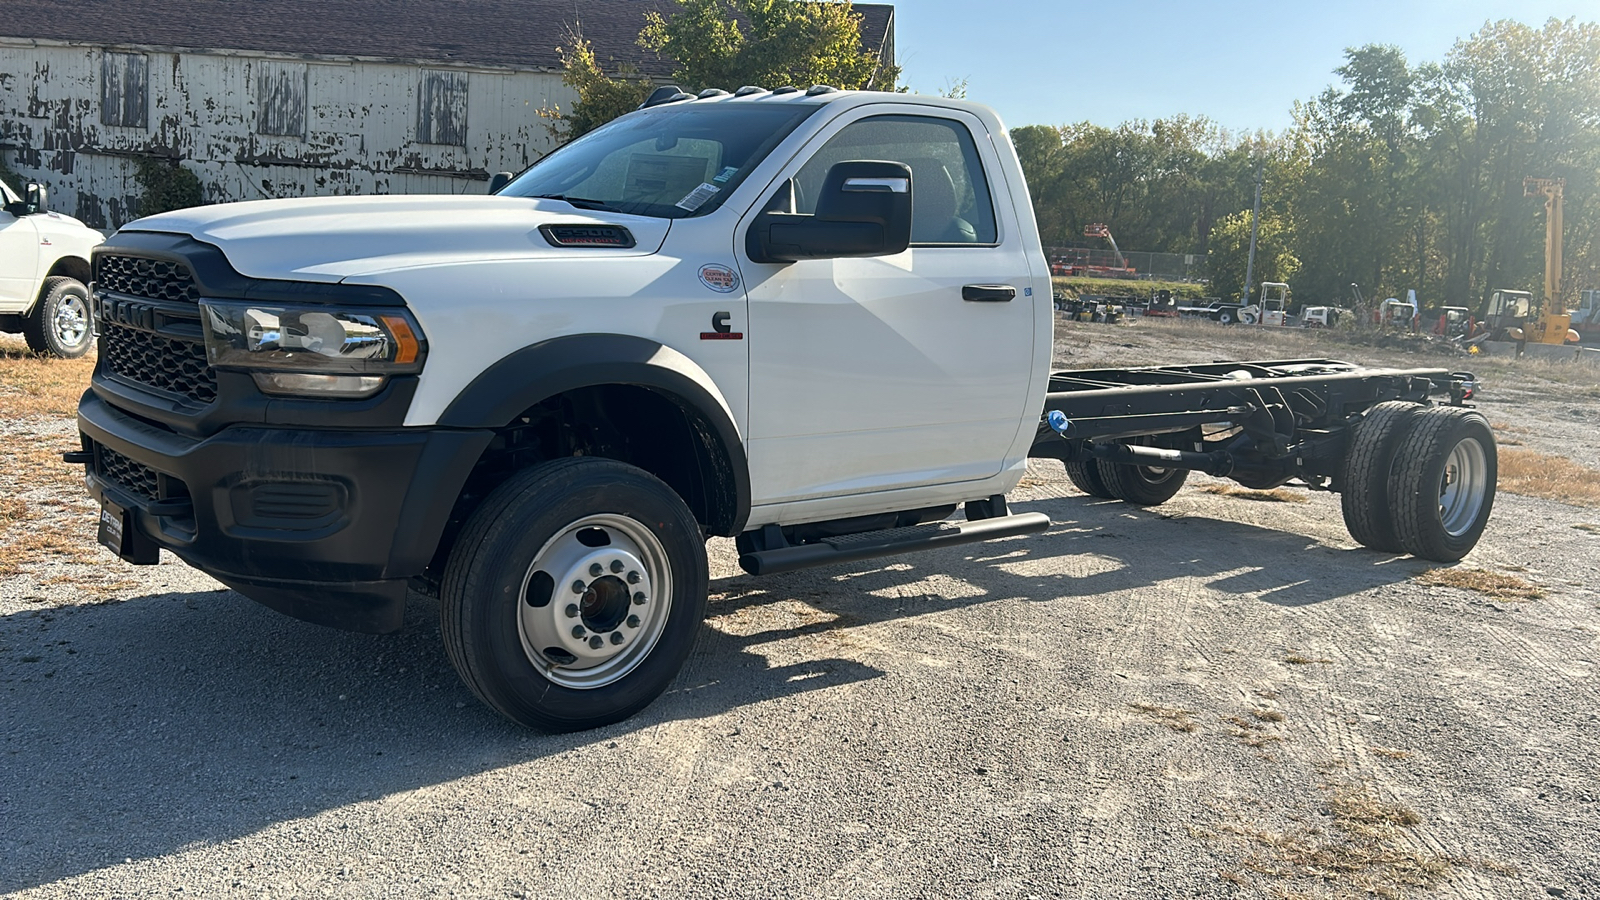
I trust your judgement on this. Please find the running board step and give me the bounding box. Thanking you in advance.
[739,512,1051,576]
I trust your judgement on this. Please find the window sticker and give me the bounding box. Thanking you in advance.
[674,182,721,212]
[713,166,739,183]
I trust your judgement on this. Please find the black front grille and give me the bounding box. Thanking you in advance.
[97,445,159,501]
[101,320,218,404]
[96,255,201,303]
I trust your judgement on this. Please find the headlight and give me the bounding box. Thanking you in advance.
[200,301,425,398]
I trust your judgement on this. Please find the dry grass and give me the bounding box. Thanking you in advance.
[1497,448,1600,507]
[1251,708,1287,723]
[1225,713,1286,750]
[1284,653,1333,665]
[0,343,96,419]
[1199,484,1308,503]
[1129,702,1198,733]
[1417,567,1544,601]
[1215,780,1497,899]
[1574,523,1600,534]
[1370,747,1413,760]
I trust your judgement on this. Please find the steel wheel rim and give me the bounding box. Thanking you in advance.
[1438,437,1488,537]
[516,513,673,690]
[54,295,89,347]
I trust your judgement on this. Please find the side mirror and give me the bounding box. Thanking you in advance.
[487,172,512,194]
[24,182,48,215]
[746,160,912,264]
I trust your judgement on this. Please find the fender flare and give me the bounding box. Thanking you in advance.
[438,333,751,535]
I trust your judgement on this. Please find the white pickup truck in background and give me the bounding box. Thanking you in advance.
[0,178,102,357]
[72,88,1496,732]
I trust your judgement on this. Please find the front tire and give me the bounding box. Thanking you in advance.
[440,457,708,732]
[23,276,94,358]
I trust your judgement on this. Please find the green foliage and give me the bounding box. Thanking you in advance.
[1207,209,1299,302]
[1020,16,1600,312]
[133,158,203,218]
[638,0,900,94]
[545,35,652,140]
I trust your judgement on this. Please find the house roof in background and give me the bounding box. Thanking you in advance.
[0,0,893,77]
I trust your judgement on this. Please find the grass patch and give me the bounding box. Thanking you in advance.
[1199,484,1308,503]
[0,343,96,419]
[1051,275,1208,300]
[1574,523,1600,534]
[1225,713,1285,750]
[1497,448,1600,507]
[1129,702,1198,733]
[1417,567,1543,601]
[1216,780,1510,898]
[1370,747,1412,760]
[1250,708,1286,723]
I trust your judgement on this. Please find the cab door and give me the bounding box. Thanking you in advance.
[0,207,40,309]
[737,107,1040,507]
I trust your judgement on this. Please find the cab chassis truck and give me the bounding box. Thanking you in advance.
[68,88,1495,732]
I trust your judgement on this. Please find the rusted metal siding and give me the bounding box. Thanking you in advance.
[0,39,575,229]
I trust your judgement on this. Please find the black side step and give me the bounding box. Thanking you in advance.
[739,512,1051,576]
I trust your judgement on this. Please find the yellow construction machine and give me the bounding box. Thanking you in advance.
[1520,177,1579,345]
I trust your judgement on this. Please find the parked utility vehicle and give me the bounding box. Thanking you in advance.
[71,89,1497,731]
[1,178,101,357]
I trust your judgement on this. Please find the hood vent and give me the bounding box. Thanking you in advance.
[539,224,637,249]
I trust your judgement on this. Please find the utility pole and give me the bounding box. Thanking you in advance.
[1242,157,1264,310]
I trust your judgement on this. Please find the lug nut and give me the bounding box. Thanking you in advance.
[626,615,640,629]
[610,632,624,645]
[571,580,585,594]
[627,571,641,584]
[564,604,580,618]
[610,560,624,573]
[571,625,586,638]
[589,636,604,649]
[632,592,647,605]
[589,563,603,577]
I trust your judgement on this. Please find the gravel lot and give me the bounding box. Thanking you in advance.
[3,319,1599,899]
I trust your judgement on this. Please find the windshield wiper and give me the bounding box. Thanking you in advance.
[527,194,619,212]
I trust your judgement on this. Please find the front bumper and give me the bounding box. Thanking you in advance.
[77,391,493,633]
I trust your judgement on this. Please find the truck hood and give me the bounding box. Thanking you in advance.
[122,195,670,282]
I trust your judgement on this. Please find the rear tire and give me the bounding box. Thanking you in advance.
[1388,407,1496,562]
[1095,439,1189,506]
[1064,460,1116,499]
[23,277,94,358]
[1339,401,1423,552]
[440,457,708,732]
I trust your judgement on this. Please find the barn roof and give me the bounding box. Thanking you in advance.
[0,0,894,77]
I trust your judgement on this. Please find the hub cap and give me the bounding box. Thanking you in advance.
[54,294,90,348]
[516,513,671,690]
[1438,437,1488,537]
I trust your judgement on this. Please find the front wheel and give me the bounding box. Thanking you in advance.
[440,458,708,731]
[23,276,94,358]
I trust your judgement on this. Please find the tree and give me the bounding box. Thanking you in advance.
[543,33,652,140]
[1207,208,1299,303]
[638,0,900,94]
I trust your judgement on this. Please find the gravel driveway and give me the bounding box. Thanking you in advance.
[3,319,1598,899]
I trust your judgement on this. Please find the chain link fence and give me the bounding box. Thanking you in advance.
[1047,247,1206,282]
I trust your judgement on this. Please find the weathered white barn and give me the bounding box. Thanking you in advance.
[0,0,894,229]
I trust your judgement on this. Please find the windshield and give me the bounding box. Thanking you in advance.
[500,103,820,219]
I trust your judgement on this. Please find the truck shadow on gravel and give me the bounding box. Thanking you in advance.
[0,589,881,892]
[1,497,1422,891]
[711,495,1429,621]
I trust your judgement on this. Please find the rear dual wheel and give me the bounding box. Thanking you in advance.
[1340,403,1495,562]
[1065,437,1189,505]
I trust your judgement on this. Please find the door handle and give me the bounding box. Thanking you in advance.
[962,284,1015,302]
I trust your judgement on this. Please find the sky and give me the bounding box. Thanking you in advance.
[894,0,1594,135]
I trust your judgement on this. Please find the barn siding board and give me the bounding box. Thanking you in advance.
[0,40,574,227]
[100,51,148,128]
[255,61,307,138]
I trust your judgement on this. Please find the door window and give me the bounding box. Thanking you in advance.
[793,115,997,245]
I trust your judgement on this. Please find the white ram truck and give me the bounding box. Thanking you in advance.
[72,88,1496,731]
[1,178,101,356]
